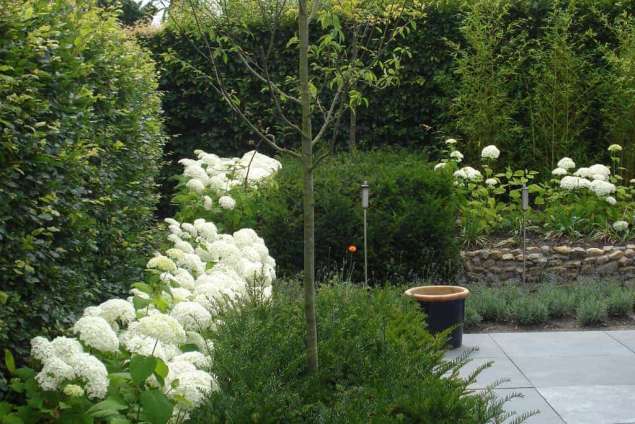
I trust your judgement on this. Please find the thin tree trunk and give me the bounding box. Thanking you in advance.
[298,0,318,372]
[348,109,357,152]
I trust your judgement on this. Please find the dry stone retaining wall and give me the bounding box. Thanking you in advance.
[461,244,635,282]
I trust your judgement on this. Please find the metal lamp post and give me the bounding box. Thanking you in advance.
[521,184,529,284]
[361,181,369,286]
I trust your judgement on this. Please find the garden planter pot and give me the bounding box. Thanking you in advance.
[404,286,470,349]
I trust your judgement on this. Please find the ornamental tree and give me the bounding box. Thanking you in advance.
[161,0,415,372]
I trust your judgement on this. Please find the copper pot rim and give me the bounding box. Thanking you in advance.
[404,285,470,302]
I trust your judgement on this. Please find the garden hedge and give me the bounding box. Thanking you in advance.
[176,150,460,282]
[139,0,635,215]
[0,0,166,379]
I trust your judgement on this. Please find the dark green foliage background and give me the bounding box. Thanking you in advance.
[0,0,166,373]
[140,0,635,216]
[176,150,459,282]
[193,284,509,423]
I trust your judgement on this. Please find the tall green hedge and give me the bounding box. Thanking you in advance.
[176,150,460,282]
[0,0,166,372]
[139,0,635,215]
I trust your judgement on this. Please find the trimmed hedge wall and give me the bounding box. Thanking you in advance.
[140,0,635,216]
[176,150,460,282]
[0,0,166,374]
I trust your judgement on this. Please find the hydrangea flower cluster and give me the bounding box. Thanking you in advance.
[556,159,617,201]
[25,151,280,418]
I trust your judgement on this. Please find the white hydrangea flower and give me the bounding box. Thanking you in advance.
[606,196,617,205]
[560,176,591,190]
[573,167,592,178]
[552,167,567,176]
[174,239,195,254]
[485,178,498,186]
[557,157,576,170]
[73,316,119,353]
[608,144,623,152]
[195,221,218,242]
[449,150,463,162]
[165,360,197,388]
[589,180,616,197]
[233,228,259,247]
[481,145,500,160]
[170,302,213,331]
[168,370,217,409]
[50,337,84,358]
[178,253,206,276]
[63,384,85,397]
[630,179,635,184]
[66,353,109,399]
[172,352,212,369]
[434,162,446,171]
[138,314,186,345]
[31,337,54,362]
[203,196,213,210]
[588,164,610,178]
[454,166,481,181]
[445,138,457,145]
[186,178,206,194]
[613,220,629,232]
[170,268,196,290]
[591,173,608,181]
[147,255,177,272]
[181,223,197,237]
[35,357,75,392]
[98,299,135,325]
[171,287,192,303]
[219,195,236,210]
[164,218,180,226]
[183,165,209,184]
[165,248,185,261]
[83,306,102,317]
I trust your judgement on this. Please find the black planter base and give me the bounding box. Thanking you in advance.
[416,298,465,349]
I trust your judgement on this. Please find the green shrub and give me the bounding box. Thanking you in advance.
[0,0,165,370]
[192,283,529,423]
[471,287,512,322]
[539,285,577,319]
[512,297,550,326]
[606,288,633,317]
[177,150,460,282]
[576,298,608,326]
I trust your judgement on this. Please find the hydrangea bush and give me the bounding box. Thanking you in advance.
[437,140,635,245]
[1,153,279,423]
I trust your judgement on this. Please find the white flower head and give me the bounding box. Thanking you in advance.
[137,314,186,345]
[434,162,446,171]
[97,299,135,325]
[64,384,85,397]
[560,176,591,190]
[186,178,206,194]
[608,144,623,152]
[170,302,213,331]
[589,180,616,197]
[219,195,236,210]
[588,164,611,178]
[168,370,217,409]
[481,145,500,160]
[558,157,576,170]
[485,178,498,186]
[613,220,629,232]
[454,166,482,181]
[147,255,177,273]
[203,196,213,210]
[445,138,457,145]
[73,316,119,353]
[606,196,617,205]
[552,167,567,176]
[449,150,463,162]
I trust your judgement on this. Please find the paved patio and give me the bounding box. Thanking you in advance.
[445,331,635,424]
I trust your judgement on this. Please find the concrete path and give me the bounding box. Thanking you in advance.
[445,331,635,424]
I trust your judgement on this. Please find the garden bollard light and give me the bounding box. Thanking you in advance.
[521,184,529,284]
[361,181,369,286]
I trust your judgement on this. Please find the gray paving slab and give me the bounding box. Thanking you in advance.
[458,357,532,389]
[510,354,635,387]
[445,333,507,360]
[606,330,635,354]
[492,388,564,424]
[491,331,634,357]
[538,385,635,424]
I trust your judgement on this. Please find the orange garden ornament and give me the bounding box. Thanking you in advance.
[347,244,357,254]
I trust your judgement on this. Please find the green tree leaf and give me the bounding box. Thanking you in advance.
[4,349,15,374]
